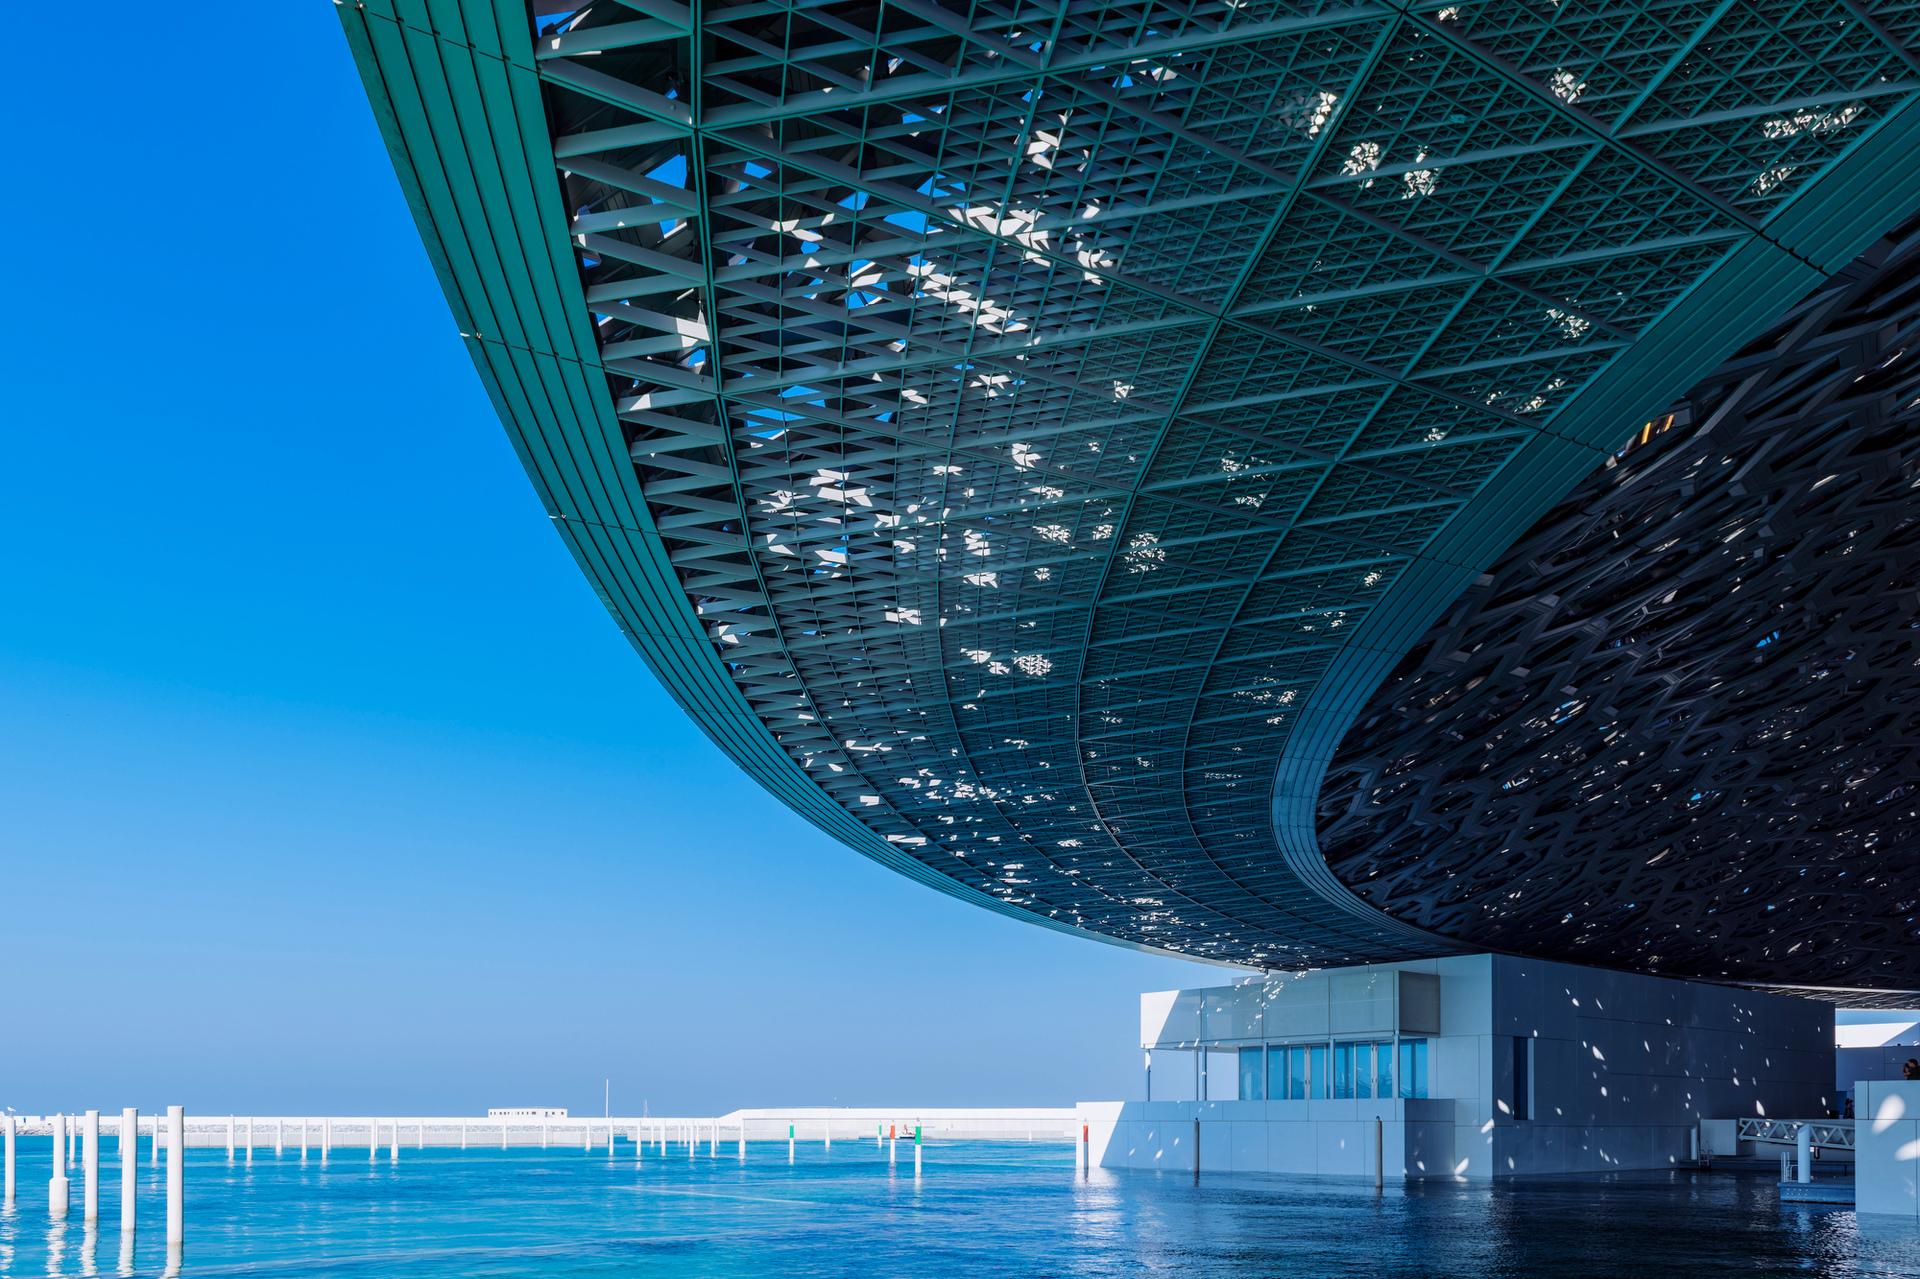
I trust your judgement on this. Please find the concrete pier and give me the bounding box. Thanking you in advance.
[166,1106,185,1248]
[49,1113,70,1218]
[4,1113,16,1206]
[83,1110,100,1221]
[121,1108,138,1234]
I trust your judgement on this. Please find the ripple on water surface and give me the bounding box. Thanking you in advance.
[0,1143,1914,1277]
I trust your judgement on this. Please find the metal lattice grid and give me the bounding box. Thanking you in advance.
[341,0,1920,969]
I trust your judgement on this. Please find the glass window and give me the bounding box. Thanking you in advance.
[1398,1039,1429,1099]
[1239,1047,1267,1101]
[1333,1044,1353,1099]
[1288,1046,1308,1100]
[1309,1046,1329,1099]
[1375,1041,1394,1100]
[1511,1037,1530,1121]
[1355,1043,1373,1099]
[1267,1046,1288,1098]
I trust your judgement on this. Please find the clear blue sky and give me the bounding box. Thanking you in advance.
[0,5,1220,1116]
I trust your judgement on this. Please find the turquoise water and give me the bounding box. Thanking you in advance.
[1,1141,1915,1276]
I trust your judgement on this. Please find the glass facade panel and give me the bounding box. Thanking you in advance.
[1355,1043,1373,1099]
[1267,1046,1288,1097]
[1375,1041,1394,1100]
[1398,1038,1429,1099]
[1239,1047,1266,1101]
[1333,1044,1353,1099]
[1309,1046,1328,1099]
[1288,1046,1308,1100]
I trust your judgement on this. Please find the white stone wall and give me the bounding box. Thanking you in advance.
[1839,1045,1920,1097]
[1858,1081,1920,1217]
[1077,1098,1458,1178]
[1489,957,1833,1176]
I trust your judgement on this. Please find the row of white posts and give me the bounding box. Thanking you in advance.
[1,1110,1074,1236]
[3,1107,185,1249]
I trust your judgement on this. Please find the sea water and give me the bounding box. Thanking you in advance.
[0,1140,1913,1276]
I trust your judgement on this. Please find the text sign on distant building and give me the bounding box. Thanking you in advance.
[487,1108,568,1119]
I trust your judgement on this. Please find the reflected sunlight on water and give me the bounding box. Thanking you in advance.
[0,1142,1915,1277]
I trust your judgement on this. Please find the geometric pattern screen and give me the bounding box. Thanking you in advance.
[340,0,1920,993]
[1320,213,1920,994]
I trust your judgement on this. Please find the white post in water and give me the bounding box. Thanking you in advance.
[322,1118,331,1162]
[583,1123,591,1153]
[120,1108,138,1235]
[369,1119,379,1164]
[708,1122,717,1158]
[226,1116,235,1162]
[275,1119,284,1157]
[388,1121,399,1162]
[687,1125,694,1161]
[460,1122,467,1151]
[913,1124,922,1179]
[247,1117,255,1163]
[541,1121,548,1150]
[50,1113,71,1218]
[738,1124,745,1160]
[152,1118,161,1166]
[300,1118,308,1160]
[1796,1124,1812,1184]
[635,1123,644,1162]
[4,1113,15,1207]
[417,1122,424,1151]
[166,1106,184,1249]
[500,1123,508,1151]
[889,1125,897,1166]
[1374,1118,1384,1189]
[83,1110,100,1221]
[788,1123,795,1164]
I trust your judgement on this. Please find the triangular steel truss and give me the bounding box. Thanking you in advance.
[341,0,1920,969]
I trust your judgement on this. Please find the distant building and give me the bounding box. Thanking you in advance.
[487,1108,567,1120]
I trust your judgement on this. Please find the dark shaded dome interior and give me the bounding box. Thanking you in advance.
[1318,215,1920,992]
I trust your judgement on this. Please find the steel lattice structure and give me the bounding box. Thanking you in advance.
[342,0,1920,985]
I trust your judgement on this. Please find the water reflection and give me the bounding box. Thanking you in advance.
[0,1144,1914,1277]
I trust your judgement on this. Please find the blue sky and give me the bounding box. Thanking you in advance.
[0,5,1215,1116]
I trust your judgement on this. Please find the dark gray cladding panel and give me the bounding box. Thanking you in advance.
[1318,215,1920,995]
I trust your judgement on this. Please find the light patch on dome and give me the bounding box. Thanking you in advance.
[1013,653,1053,677]
[1123,531,1166,572]
[1402,151,1439,198]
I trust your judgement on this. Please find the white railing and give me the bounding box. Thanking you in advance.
[3,1108,1078,1150]
[1735,1117,1854,1151]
